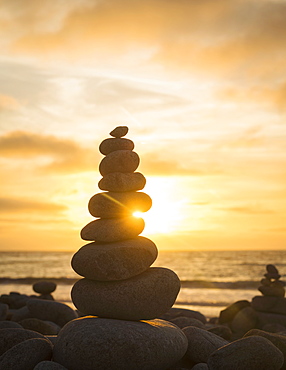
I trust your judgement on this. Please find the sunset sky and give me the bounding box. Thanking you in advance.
[0,0,285,251]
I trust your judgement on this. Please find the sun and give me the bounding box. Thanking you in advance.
[133,177,186,235]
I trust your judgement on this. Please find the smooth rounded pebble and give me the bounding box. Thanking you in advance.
[252,295,286,315]
[27,299,78,327]
[207,335,284,370]
[182,326,228,364]
[0,303,8,320]
[0,328,47,356]
[72,236,158,281]
[71,267,181,320]
[0,338,52,370]
[109,126,128,137]
[99,150,139,176]
[81,216,145,242]
[219,300,250,324]
[244,329,286,369]
[230,306,257,335]
[99,137,134,155]
[88,191,152,218]
[171,316,205,329]
[10,305,32,322]
[33,281,57,295]
[53,316,188,370]
[19,318,60,335]
[160,307,207,324]
[34,360,69,369]
[0,321,23,329]
[191,364,209,370]
[98,172,146,192]
[207,325,232,341]
[257,311,286,328]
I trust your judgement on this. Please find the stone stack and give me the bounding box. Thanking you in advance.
[53,127,188,370]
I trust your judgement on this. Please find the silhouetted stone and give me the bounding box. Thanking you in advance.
[160,307,207,324]
[33,281,57,295]
[231,307,258,335]
[81,216,145,242]
[0,303,8,320]
[252,296,286,315]
[109,126,128,138]
[99,137,134,155]
[71,267,180,320]
[71,237,158,281]
[99,150,139,176]
[0,321,22,329]
[53,316,188,370]
[98,172,146,192]
[219,300,250,324]
[170,316,205,329]
[207,325,232,341]
[19,318,60,335]
[34,361,69,369]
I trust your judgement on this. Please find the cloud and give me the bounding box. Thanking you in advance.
[0,131,100,173]
[0,197,67,213]
[0,94,21,110]
[217,205,275,215]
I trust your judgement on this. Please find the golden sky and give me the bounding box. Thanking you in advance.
[0,0,285,251]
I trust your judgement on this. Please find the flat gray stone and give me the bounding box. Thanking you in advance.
[27,299,78,327]
[208,335,284,370]
[88,191,152,218]
[18,318,60,335]
[53,316,188,370]
[33,281,57,295]
[98,172,146,192]
[99,150,139,176]
[34,361,68,369]
[182,326,228,364]
[71,267,181,320]
[252,295,286,315]
[109,126,128,138]
[244,329,286,369]
[99,137,134,155]
[231,306,257,335]
[81,216,145,242]
[71,236,158,281]
[0,338,52,370]
[0,328,47,356]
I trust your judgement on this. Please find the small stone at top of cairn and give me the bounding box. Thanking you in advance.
[109,126,128,137]
[258,264,285,297]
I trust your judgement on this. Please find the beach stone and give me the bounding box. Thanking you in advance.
[0,303,8,320]
[109,126,128,137]
[207,335,284,370]
[88,191,152,218]
[207,325,232,341]
[45,336,58,345]
[99,150,139,176]
[39,293,55,301]
[191,364,209,370]
[170,317,205,329]
[71,267,180,320]
[0,293,30,309]
[10,305,33,322]
[231,306,257,335]
[244,329,286,369]
[0,328,47,356]
[265,272,281,280]
[71,236,158,281]
[262,323,286,333]
[27,299,78,327]
[259,285,285,297]
[256,311,286,328]
[99,137,134,155]
[160,308,207,325]
[53,316,188,370]
[267,264,279,275]
[18,318,60,335]
[33,281,57,295]
[183,326,228,364]
[81,216,145,242]
[219,300,250,324]
[0,338,52,370]
[0,321,22,329]
[98,172,146,192]
[252,295,286,315]
[34,361,69,369]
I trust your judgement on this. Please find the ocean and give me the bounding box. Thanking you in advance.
[0,250,285,318]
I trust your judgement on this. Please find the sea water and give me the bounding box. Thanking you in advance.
[0,250,285,318]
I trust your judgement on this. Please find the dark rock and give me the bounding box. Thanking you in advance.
[27,299,78,327]
[259,285,285,297]
[0,328,47,356]
[230,307,257,335]
[109,126,128,138]
[88,191,152,218]
[10,306,33,322]
[71,236,158,281]
[0,303,8,320]
[208,335,284,370]
[18,318,60,335]
[0,338,52,370]
[98,172,146,192]
[256,311,286,328]
[160,308,207,324]
[219,300,250,324]
[183,326,228,364]
[170,317,205,329]
[99,150,140,176]
[207,325,232,340]
[33,281,57,295]
[252,295,286,315]
[99,137,134,155]
[244,329,286,369]
[191,364,209,370]
[0,321,22,329]
[34,361,68,369]
[71,267,180,320]
[262,323,286,333]
[81,216,145,242]
[53,316,188,370]
[267,264,279,275]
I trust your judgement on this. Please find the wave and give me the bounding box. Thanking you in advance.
[0,277,260,289]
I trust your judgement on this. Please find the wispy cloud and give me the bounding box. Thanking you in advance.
[0,197,67,213]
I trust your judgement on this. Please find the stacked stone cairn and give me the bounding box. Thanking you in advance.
[52,127,188,370]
